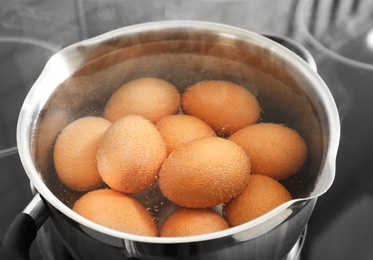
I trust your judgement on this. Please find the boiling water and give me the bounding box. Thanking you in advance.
[33,40,326,228]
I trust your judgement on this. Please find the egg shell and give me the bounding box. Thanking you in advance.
[223,174,292,227]
[155,114,216,155]
[104,77,180,124]
[181,80,261,136]
[53,116,111,191]
[158,136,251,208]
[160,207,229,237]
[97,115,167,193]
[73,189,158,236]
[228,122,308,180]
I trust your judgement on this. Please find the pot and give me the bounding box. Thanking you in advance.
[0,21,340,260]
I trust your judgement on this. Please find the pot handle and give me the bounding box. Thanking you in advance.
[0,193,48,260]
[264,34,318,71]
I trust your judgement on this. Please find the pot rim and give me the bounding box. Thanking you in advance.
[16,20,340,244]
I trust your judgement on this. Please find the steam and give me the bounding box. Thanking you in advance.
[292,0,356,125]
[1,0,296,46]
[1,0,354,122]
[0,2,79,48]
[164,0,293,34]
[0,0,298,96]
[2,0,353,121]
[316,59,355,125]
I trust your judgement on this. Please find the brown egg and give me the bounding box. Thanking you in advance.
[97,115,167,193]
[53,116,111,191]
[155,114,216,155]
[181,80,261,136]
[104,77,180,123]
[73,189,158,236]
[160,208,229,237]
[158,136,250,208]
[223,174,292,227]
[228,123,307,180]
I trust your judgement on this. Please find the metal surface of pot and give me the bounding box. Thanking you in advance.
[5,21,340,260]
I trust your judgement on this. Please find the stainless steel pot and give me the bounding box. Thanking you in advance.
[0,21,340,260]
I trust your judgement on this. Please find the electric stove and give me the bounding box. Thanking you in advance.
[1,1,373,259]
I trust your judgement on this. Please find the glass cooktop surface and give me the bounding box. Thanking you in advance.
[1,1,373,259]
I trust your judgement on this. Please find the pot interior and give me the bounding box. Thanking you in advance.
[29,24,329,235]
